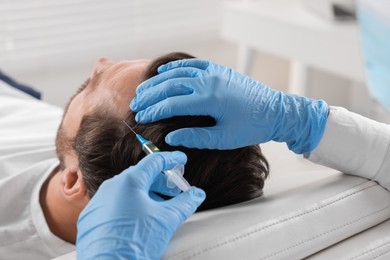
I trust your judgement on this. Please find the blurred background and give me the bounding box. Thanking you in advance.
[0,0,389,122]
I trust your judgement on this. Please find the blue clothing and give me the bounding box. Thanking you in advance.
[0,70,41,99]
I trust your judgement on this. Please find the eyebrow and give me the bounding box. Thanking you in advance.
[62,78,90,114]
[88,70,105,91]
[76,78,90,95]
[62,69,106,113]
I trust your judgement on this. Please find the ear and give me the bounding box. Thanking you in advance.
[60,166,88,203]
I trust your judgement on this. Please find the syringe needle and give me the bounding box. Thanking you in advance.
[122,120,149,147]
[122,120,191,191]
[122,120,137,136]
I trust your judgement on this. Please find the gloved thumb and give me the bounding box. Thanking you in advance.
[166,127,221,149]
[166,187,206,223]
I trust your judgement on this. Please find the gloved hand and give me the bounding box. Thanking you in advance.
[131,59,328,154]
[76,151,206,260]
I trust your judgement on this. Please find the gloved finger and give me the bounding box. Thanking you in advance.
[158,59,210,74]
[128,151,187,189]
[149,191,165,201]
[135,67,203,95]
[131,79,194,111]
[150,173,181,196]
[165,127,223,149]
[135,95,207,123]
[164,187,206,223]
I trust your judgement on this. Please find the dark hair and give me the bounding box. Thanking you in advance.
[73,52,269,211]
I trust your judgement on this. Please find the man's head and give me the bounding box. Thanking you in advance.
[56,57,149,166]
[54,52,269,222]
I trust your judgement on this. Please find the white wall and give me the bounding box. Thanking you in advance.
[1,0,389,124]
[0,0,225,106]
[0,0,292,108]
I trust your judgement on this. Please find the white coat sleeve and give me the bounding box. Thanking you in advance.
[308,106,390,190]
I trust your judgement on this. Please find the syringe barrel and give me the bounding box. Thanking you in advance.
[142,142,191,192]
[142,141,160,155]
[164,169,191,192]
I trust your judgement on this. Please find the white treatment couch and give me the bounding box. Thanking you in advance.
[2,83,390,260]
[55,142,390,259]
[55,158,390,260]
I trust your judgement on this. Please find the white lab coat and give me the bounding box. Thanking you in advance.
[310,0,390,189]
[0,83,75,259]
[309,106,390,190]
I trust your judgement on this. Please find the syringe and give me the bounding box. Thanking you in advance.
[123,121,191,192]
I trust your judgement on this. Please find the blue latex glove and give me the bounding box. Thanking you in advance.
[131,59,328,154]
[76,151,206,260]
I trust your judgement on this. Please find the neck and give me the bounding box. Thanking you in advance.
[40,167,78,244]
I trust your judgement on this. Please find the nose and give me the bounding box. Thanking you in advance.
[90,57,114,78]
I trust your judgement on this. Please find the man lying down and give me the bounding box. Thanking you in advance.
[0,52,270,259]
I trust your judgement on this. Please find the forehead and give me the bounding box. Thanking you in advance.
[96,59,148,85]
[63,59,149,139]
[97,59,150,112]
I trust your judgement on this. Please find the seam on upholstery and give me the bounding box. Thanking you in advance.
[371,249,390,260]
[260,205,390,260]
[349,239,390,260]
[169,181,379,260]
